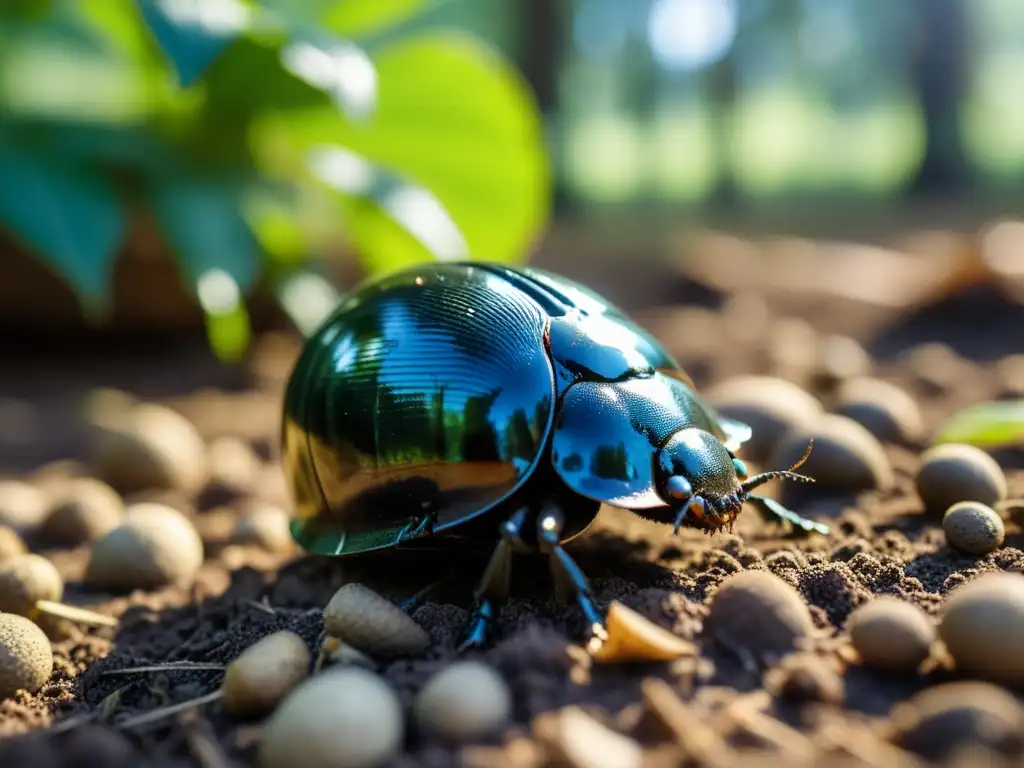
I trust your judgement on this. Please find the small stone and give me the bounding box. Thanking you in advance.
[0,553,63,616]
[703,376,823,462]
[902,343,966,394]
[222,630,311,718]
[414,661,512,742]
[0,526,26,563]
[939,572,1024,686]
[888,682,1024,761]
[94,403,206,495]
[703,570,815,665]
[0,480,49,536]
[915,443,1007,515]
[85,503,204,591]
[942,501,1004,556]
[765,317,819,383]
[770,414,894,493]
[232,505,293,554]
[813,335,873,391]
[198,437,262,508]
[0,613,53,699]
[995,354,1024,399]
[41,477,124,547]
[835,377,924,445]
[847,596,935,673]
[764,651,844,705]
[260,668,404,768]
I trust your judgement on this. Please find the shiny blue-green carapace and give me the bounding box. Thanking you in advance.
[281,261,827,559]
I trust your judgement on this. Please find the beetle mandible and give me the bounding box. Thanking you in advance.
[281,261,826,652]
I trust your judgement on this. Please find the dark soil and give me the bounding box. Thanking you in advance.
[1,241,1024,767]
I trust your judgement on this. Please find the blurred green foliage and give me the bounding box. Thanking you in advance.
[0,0,551,358]
[934,401,1024,449]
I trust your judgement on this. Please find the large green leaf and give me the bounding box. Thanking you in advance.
[252,29,551,271]
[320,0,429,37]
[150,173,260,291]
[0,136,125,306]
[136,0,248,86]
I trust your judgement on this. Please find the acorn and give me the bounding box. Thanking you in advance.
[322,583,430,658]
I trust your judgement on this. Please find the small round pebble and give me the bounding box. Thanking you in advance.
[942,501,1004,556]
[260,668,403,768]
[222,630,311,717]
[414,661,512,742]
[704,570,815,663]
[0,480,49,536]
[888,681,1024,761]
[0,554,63,616]
[232,505,293,554]
[702,376,823,462]
[939,572,1024,686]
[902,342,966,394]
[995,354,1024,399]
[914,443,1007,515]
[94,403,206,495]
[0,525,26,563]
[41,478,124,547]
[0,613,53,699]
[199,437,262,508]
[85,503,204,591]
[847,596,935,673]
[835,377,923,445]
[814,335,873,390]
[769,414,894,493]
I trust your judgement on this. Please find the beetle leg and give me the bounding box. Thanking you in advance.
[747,494,830,536]
[535,502,609,653]
[456,507,529,652]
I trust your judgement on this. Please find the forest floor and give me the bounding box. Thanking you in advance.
[1,235,1024,767]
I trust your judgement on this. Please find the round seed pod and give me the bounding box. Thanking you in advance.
[770,414,894,493]
[888,682,1024,762]
[0,554,63,616]
[85,503,204,591]
[915,444,1007,515]
[0,613,53,699]
[942,501,1004,556]
[0,525,26,564]
[414,661,512,742]
[702,376,823,463]
[41,477,124,547]
[939,572,1024,686]
[232,505,293,554]
[260,668,404,768]
[703,570,815,664]
[323,583,430,658]
[94,403,206,495]
[835,377,924,445]
[847,596,935,673]
[222,630,311,718]
[0,480,49,537]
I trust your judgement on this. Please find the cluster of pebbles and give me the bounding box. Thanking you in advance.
[1,310,1024,768]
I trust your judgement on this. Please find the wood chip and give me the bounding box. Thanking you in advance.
[641,678,731,768]
[590,602,697,664]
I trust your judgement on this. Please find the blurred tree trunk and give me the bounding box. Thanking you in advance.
[518,0,570,214]
[909,0,969,195]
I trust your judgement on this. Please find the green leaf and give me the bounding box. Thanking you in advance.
[933,400,1024,449]
[252,29,551,272]
[0,136,125,306]
[320,0,428,37]
[150,174,260,292]
[136,0,249,86]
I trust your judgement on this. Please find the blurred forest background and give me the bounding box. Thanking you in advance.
[0,0,1021,348]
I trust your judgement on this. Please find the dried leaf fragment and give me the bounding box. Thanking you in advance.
[590,601,697,664]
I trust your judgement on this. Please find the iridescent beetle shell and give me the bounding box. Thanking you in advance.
[281,261,820,557]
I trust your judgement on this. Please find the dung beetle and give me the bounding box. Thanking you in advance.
[281,261,827,651]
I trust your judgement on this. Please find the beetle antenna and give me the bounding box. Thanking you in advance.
[739,438,816,494]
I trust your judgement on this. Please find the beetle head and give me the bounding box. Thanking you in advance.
[653,428,815,534]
